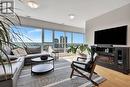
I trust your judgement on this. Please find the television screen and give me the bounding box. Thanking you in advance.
[94,25,127,45]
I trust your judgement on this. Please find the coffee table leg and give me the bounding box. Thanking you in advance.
[31,60,33,75]
[53,59,54,71]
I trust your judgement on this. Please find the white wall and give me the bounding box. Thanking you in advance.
[18,16,84,33]
[85,3,130,46]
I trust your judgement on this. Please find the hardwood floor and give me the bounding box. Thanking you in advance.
[95,65,130,87]
[62,56,130,87]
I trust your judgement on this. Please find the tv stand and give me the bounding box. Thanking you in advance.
[97,44,113,47]
[91,46,130,74]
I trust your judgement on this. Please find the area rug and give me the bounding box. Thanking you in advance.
[17,59,106,87]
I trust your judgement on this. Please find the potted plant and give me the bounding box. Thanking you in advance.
[77,44,91,58]
[67,44,78,54]
[67,44,91,58]
[0,11,22,80]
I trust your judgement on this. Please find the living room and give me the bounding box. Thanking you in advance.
[0,0,130,87]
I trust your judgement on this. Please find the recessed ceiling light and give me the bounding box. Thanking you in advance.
[27,1,39,8]
[69,14,75,19]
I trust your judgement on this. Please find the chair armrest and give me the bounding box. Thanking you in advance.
[77,57,87,61]
[72,61,87,65]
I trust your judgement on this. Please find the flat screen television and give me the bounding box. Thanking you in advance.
[94,25,127,45]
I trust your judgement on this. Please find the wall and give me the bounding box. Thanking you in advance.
[18,16,84,33]
[85,3,130,46]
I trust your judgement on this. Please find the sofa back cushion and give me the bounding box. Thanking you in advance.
[25,46,41,54]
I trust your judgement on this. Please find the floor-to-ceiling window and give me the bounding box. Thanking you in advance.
[54,31,64,48]
[43,29,53,50]
[44,29,53,42]
[11,26,85,53]
[10,26,42,47]
[65,32,72,48]
[73,33,84,44]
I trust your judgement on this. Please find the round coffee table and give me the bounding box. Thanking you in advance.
[31,57,54,74]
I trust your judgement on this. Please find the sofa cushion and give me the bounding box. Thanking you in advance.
[25,53,48,59]
[0,57,24,81]
[2,55,18,62]
[0,62,16,81]
[25,46,41,54]
[7,55,19,60]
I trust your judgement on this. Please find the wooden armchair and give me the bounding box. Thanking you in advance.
[70,53,98,86]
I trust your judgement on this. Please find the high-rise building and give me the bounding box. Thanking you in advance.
[54,38,59,48]
[60,36,67,48]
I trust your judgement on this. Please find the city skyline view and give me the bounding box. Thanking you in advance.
[11,26,85,45]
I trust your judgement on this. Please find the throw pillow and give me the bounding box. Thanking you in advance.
[17,48,27,56]
[12,48,27,56]
[12,49,20,56]
[3,45,12,55]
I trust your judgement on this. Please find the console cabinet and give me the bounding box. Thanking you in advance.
[91,46,130,74]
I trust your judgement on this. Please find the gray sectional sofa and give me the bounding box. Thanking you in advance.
[0,47,49,87]
[0,57,24,87]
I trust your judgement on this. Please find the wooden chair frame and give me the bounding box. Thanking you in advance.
[70,55,99,86]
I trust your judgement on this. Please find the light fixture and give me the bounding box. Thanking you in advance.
[27,1,39,8]
[69,14,75,19]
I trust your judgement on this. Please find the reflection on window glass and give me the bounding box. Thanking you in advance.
[73,33,84,43]
[10,26,42,42]
[66,32,72,43]
[66,32,72,48]
[54,31,64,48]
[44,29,53,42]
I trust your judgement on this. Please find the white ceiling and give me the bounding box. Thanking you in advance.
[15,0,130,28]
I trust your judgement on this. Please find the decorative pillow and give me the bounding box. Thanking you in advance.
[3,45,12,55]
[12,48,27,56]
[17,48,27,56]
[12,49,20,56]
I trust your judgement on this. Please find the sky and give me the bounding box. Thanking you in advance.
[11,26,42,42]
[11,26,84,43]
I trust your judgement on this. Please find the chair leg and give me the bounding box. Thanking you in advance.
[70,67,74,78]
[94,72,98,75]
[73,67,99,86]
